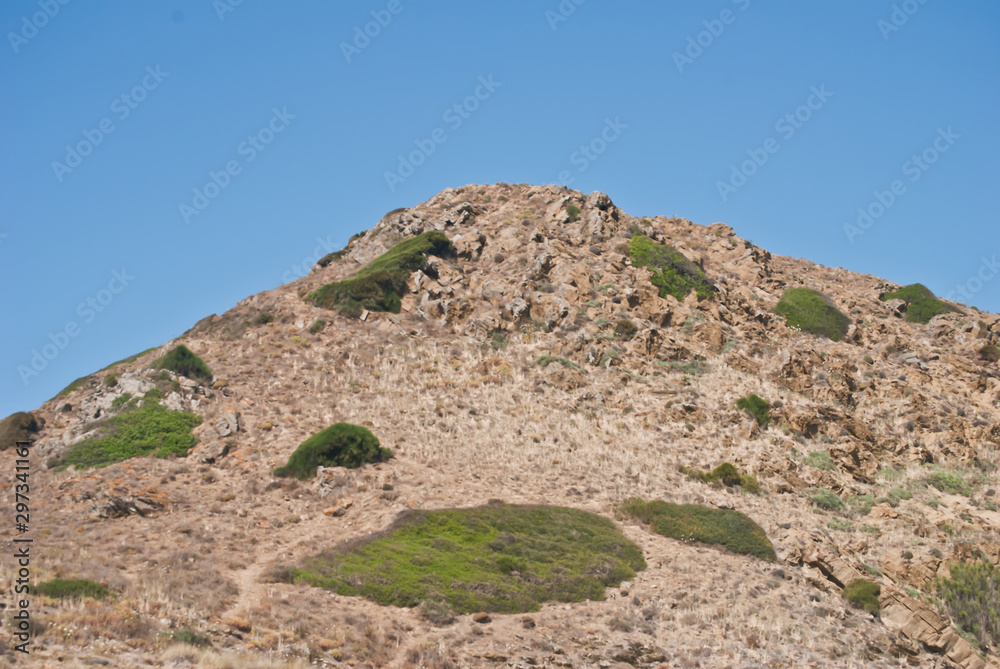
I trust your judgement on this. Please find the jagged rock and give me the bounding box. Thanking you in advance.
[880,586,987,669]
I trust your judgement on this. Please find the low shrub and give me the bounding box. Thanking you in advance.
[307,231,455,317]
[34,578,111,600]
[490,332,508,350]
[58,389,202,469]
[682,462,760,493]
[844,579,881,616]
[254,313,274,325]
[0,412,40,451]
[293,503,645,613]
[807,488,843,512]
[273,423,392,480]
[103,374,117,387]
[537,355,581,371]
[736,394,770,427]
[773,288,850,341]
[927,471,972,496]
[628,235,715,301]
[979,344,1000,363]
[614,318,639,339]
[881,284,961,324]
[309,319,326,334]
[151,345,213,382]
[938,559,999,649]
[619,497,775,561]
[803,449,836,471]
[566,204,581,221]
[171,628,211,647]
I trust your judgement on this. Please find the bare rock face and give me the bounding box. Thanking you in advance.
[880,587,986,669]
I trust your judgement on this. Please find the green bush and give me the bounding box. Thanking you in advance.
[58,390,202,470]
[292,503,645,614]
[938,559,999,649]
[171,628,211,647]
[628,235,715,301]
[307,231,455,317]
[274,423,392,480]
[254,313,274,325]
[807,488,843,512]
[844,579,881,616]
[103,374,117,387]
[880,284,961,324]
[150,345,213,382]
[0,412,40,451]
[614,318,639,339]
[536,355,581,371]
[736,394,770,427]
[803,450,836,472]
[773,288,850,341]
[619,497,775,561]
[309,319,326,334]
[682,462,759,492]
[566,204,581,221]
[979,344,1000,363]
[927,471,972,496]
[34,578,111,600]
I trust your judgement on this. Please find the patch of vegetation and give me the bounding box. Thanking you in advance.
[844,579,881,616]
[50,376,92,402]
[927,471,972,496]
[0,412,40,451]
[881,284,961,324]
[254,313,274,325]
[34,578,111,600]
[827,518,855,532]
[102,374,117,387]
[317,248,348,268]
[489,332,507,350]
[171,628,211,647]
[110,393,133,413]
[273,423,392,481]
[979,344,1000,363]
[847,494,876,517]
[308,231,455,318]
[614,318,638,339]
[773,288,850,341]
[57,390,201,470]
[309,319,326,334]
[537,355,581,371]
[619,497,775,561]
[566,204,581,221]
[807,488,843,512]
[803,450,836,472]
[656,359,709,375]
[150,345,213,382]
[736,394,770,427]
[938,559,999,650]
[886,488,912,507]
[681,463,761,494]
[628,235,715,301]
[292,503,645,614]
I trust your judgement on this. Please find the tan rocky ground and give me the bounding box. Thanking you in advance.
[2,183,999,668]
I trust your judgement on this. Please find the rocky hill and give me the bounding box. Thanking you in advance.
[2,183,999,669]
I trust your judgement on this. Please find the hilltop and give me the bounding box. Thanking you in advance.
[2,183,999,669]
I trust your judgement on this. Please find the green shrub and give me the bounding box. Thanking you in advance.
[773,288,850,341]
[847,494,875,517]
[309,319,326,334]
[566,204,581,221]
[736,394,770,427]
[110,393,133,413]
[979,344,1000,363]
[619,497,775,561]
[887,488,912,506]
[628,235,715,301]
[490,332,508,350]
[927,471,972,496]
[536,355,581,371]
[34,578,111,600]
[614,318,639,339]
[0,412,40,451]
[803,450,836,471]
[50,376,92,402]
[274,423,392,480]
[292,503,645,613]
[938,560,999,649]
[807,488,843,512]
[657,359,709,375]
[844,579,881,616]
[880,284,961,324]
[317,248,348,267]
[103,374,117,387]
[171,628,211,647]
[307,231,455,317]
[827,518,855,532]
[150,345,212,382]
[58,390,202,470]
[682,462,754,490]
[254,313,274,325]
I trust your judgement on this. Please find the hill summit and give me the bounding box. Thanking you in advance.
[4,183,1000,668]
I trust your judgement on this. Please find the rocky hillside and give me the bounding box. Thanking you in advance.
[2,183,999,669]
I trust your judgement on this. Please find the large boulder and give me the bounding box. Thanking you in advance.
[0,412,41,450]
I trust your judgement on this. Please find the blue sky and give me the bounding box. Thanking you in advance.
[1,1,998,417]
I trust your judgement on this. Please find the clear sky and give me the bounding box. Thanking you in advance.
[1,1,998,418]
